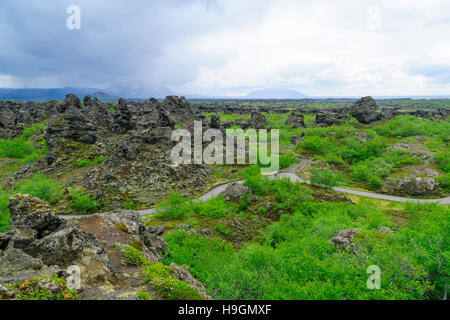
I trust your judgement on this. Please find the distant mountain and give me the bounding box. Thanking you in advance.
[0,85,177,101]
[0,87,97,101]
[245,88,308,99]
[105,84,175,99]
[90,91,118,101]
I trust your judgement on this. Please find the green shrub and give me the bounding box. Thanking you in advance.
[434,149,450,173]
[75,156,107,167]
[17,173,64,204]
[123,197,137,210]
[436,173,450,191]
[374,115,450,138]
[165,202,447,300]
[10,275,78,300]
[270,178,312,211]
[136,291,152,300]
[156,191,193,219]
[310,168,343,190]
[22,122,47,140]
[215,224,233,235]
[241,165,271,196]
[115,243,204,300]
[69,188,98,213]
[0,189,12,232]
[194,195,236,218]
[278,152,297,169]
[368,175,382,188]
[0,138,35,158]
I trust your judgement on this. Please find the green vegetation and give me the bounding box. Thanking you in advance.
[297,116,439,189]
[0,138,35,159]
[17,172,64,204]
[115,244,204,300]
[9,275,78,300]
[136,291,152,300]
[164,202,449,300]
[373,115,450,139]
[75,156,107,167]
[156,188,241,220]
[21,122,47,140]
[0,189,12,232]
[69,188,98,213]
[310,167,344,189]
[0,122,48,166]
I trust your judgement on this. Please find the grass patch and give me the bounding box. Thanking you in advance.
[17,172,64,204]
[69,188,98,213]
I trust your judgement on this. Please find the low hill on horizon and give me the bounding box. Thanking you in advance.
[245,88,308,99]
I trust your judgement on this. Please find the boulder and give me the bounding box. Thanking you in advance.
[290,135,298,145]
[113,98,135,133]
[7,194,51,219]
[170,263,211,300]
[285,113,305,128]
[330,228,359,252]
[222,182,255,203]
[247,109,268,129]
[349,96,383,124]
[377,226,394,234]
[0,285,15,299]
[386,177,439,196]
[315,111,345,127]
[210,114,221,129]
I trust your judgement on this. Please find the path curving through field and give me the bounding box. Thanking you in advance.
[62,160,449,219]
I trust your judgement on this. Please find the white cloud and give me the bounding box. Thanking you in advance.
[173,0,450,96]
[1,0,449,96]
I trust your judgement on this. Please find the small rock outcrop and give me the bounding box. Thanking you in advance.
[0,194,207,300]
[247,109,269,129]
[385,177,439,196]
[285,113,305,128]
[330,228,359,252]
[222,182,255,203]
[45,94,98,146]
[349,96,384,124]
[315,111,345,127]
[113,98,135,133]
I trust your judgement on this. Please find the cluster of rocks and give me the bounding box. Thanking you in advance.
[246,109,269,129]
[0,194,209,300]
[285,112,305,128]
[2,94,213,209]
[384,177,439,196]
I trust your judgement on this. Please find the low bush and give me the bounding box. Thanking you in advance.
[156,191,193,219]
[310,168,343,190]
[436,173,450,191]
[0,189,12,232]
[10,275,78,300]
[0,138,34,159]
[22,122,47,140]
[69,188,98,213]
[373,115,450,138]
[434,149,450,173]
[193,195,237,218]
[17,172,64,204]
[165,202,448,300]
[270,178,312,211]
[75,156,107,168]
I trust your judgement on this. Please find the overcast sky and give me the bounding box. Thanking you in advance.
[1,0,449,96]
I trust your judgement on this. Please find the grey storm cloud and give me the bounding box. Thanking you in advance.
[0,0,270,88]
[1,0,449,96]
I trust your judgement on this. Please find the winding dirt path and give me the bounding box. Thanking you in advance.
[62,160,449,219]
